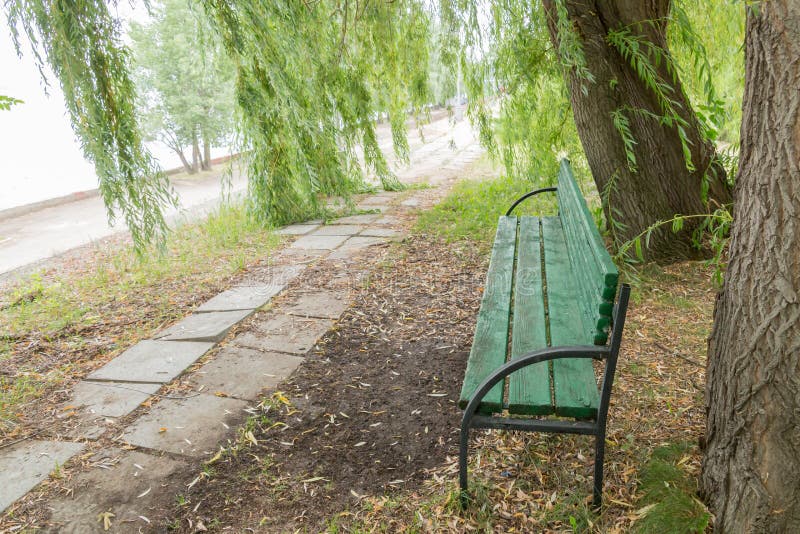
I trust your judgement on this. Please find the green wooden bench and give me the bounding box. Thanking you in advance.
[458,159,631,508]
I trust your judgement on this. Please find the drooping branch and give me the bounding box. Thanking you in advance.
[6,0,176,251]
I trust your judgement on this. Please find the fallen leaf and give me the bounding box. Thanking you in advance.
[97,511,114,531]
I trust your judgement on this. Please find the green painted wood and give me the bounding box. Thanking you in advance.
[508,216,553,415]
[557,160,618,276]
[557,205,600,341]
[459,216,517,414]
[541,217,600,419]
[556,160,619,345]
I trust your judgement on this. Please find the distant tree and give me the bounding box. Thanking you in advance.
[130,0,235,174]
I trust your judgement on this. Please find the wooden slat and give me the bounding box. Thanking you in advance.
[557,160,618,277]
[458,216,517,414]
[556,160,619,344]
[557,202,599,340]
[508,216,553,415]
[541,217,600,419]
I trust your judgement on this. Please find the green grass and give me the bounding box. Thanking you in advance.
[0,201,281,429]
[416,174,560,249]
[633,443,710,533]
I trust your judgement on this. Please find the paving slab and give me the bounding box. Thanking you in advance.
[47,448,190,533]
[276,247,330,263]
[196,284,283,312]
[0,440,86,513]
[401,198,421,207]
[330,214,380,225]
[328,236,390,260]
[66,381,161,418]
[289,233,349,250]
[356,203,389,212]
[237,263,307,287]
[359,228,403,238]
[121,393,248,456]
[276,223,319,235]
[192,346,303,400]
[373,215,402,225]
[234,314,334,355]
[340,236,389,249]
[88,340,214,383]
[284,290,350,319]
[155,309,253,342]
[359,194,396,205]
[311,224,365,236]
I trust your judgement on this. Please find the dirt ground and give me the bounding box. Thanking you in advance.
[161,245,716,533]
[162,234,486,532]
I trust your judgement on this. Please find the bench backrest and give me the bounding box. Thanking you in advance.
[556,160,619,345]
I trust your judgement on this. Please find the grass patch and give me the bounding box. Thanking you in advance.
[632,443,710,533]
[415,174,559,249]
[0,201,281,432]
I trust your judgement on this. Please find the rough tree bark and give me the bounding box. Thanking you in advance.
[702,2,800,531]
[542,0,732,262]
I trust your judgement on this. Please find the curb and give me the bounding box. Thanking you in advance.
[0,189,100,223]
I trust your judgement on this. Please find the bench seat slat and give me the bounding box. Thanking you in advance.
[458,216,517,414]
[541,217,600,419]
[508,216,553,415]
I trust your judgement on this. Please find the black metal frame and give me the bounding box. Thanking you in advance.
[459,284,631,509]
[505,187,558,216]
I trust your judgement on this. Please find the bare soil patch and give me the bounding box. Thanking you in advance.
[167,234,486,532]
[165,247,716,533]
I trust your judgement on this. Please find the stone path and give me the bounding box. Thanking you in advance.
[0,116,489,530]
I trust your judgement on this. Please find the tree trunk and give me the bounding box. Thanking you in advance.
[174,148,193,174]
[701,2,800,531]
[202,131,212,171]
[542,0,733,262]
[191,130,201,173]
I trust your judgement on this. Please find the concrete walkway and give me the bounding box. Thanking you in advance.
[0,139,487,530]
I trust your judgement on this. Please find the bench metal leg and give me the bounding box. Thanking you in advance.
[457,346,610,509]
[459,421,470,508]
[593,430,605,509]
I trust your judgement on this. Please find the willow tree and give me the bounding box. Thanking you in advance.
[6,0,176,251]
[702,1,800,529]
[5,0,431,240]
[130,0,236,174]
[199,1,431,225]
[442,0,737,261]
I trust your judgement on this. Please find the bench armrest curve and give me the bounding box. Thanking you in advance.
[505,187,558,216]
[461,345,608,421]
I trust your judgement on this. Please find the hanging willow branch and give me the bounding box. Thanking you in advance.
[6,0,176,252]
[200,0,432,225]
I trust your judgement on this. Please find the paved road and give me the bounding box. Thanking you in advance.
[0,109,481,277]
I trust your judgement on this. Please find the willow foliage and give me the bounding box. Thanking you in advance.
[200,1,432,225]
[438,0,743,186]
[5,0,431,242]
[6,0,176,252]
[4,0,743,248]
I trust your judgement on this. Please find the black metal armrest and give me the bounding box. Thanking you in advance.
[505,187,558,216]
[460,345,608,420]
